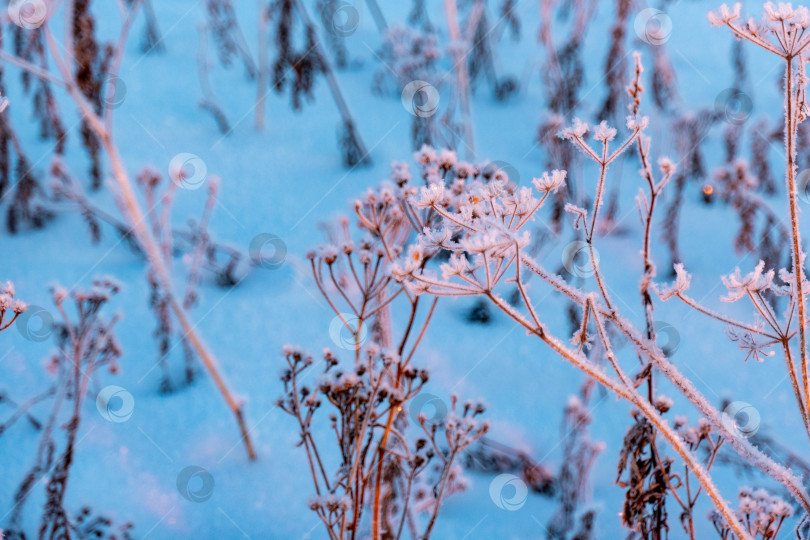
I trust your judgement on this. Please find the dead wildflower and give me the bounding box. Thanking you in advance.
[0,280,27,332]
[205,0,257,77]
[547,390,604,539]
[72,0,113,190]
[617,413,672,539]
[280,346,487,539]
[368,51,800,540]
[711,487,792,539]
[269,0,370,166]
[4,280,126,539]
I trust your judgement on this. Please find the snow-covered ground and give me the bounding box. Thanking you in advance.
[1,0,807,538]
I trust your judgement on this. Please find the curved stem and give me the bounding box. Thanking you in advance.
[485,292,752,540]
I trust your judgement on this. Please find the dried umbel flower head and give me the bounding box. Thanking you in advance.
[532,170,567,193]
[720,260,775,302]
[655,263,692,301]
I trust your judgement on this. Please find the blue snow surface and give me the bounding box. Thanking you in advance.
[0,0,805,538]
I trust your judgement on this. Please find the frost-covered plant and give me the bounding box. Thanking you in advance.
[135,169,224,393]
[0,10,65,234]
[4,278,128,539]
[340,54,810,538]
[71,0,112,190]
[280,173,493,537]
[547,390,603,539]
[373,24,443,150]
[0,280,27,332]
[0,3,257,459]
[681,0,810,456]
[711,487,792,539]
[265,0,370,166]
[617,409,726,539]
[0,87,55,233]
[465,0,519,101]
[387,141,755,536]
[660,110,716,271]
[50,160,247,288]
[712,159,789,275]
[280,348,487,539]
[204,0,257,78]
[598,0,632,123]
[536,0,597,232]
[464,438,555,495]
[372,25,442,96]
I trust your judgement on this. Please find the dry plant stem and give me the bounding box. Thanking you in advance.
[636,135,666,343]
[27,23,257,460]
[784,55,810,418]
[674,293,779,340]
[719,13,810,446]
[371,301,414,539]
[519,253,810,511]
[678,293,810,440]
[444,0,476,159]
[105,0,145,134]
[369,297,435,539]
[0,51,65,87]
[184,186,217,307]
[255,0,269,129]
[570,128,641,313]
[411,173,810,511]
[484,291,752,540]
[781,340,810,435]
[197,23,232,134]
[422,447,458,538]
[365,0,388,32]
[291,0,370,158]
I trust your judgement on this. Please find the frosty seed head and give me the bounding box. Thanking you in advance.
[655,263,692,300]
[437,149,457,170]
[454,161,474,179]
[413,183,445,208]
[559,118,589,139]
[1,280,15,296]
[413,144,436,166]
[707,3,741,26]
[626,115,650,131]
[532,170,567,193]
[721,260,774,302]
[593,121,617,142]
